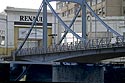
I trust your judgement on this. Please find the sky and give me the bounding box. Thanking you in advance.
[0,0,56,13]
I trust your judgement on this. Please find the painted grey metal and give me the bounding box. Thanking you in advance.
[45,0,85,42]
[84,1,122,37]
[58,7,82,45]
[82,0,87,44]
[13,1,43,60]
[43,0,48,49]
[11,37,125,57]
[47,0,82,4]
[12,44,125,63]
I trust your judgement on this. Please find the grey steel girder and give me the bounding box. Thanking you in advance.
[47,0,83,5]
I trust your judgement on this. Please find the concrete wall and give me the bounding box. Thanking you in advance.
[26,65,52,82]
[53,64,104,83]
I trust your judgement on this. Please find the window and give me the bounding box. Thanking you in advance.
[56,2,63,10]
[62,11,67,17]
[92,0,96,6]
[123,7,125,15]
[57,5,60,10]
[18,41,38,48]
[62,2,65,7]
[97,0,102,4]
[66,1,70,4]
[62,12,65,17]
[71,8,74,14]
[97,8,102,15]
[0,36,5,46]
[68,10,70,15]
[123,32,125,41]
[0,30,5,46]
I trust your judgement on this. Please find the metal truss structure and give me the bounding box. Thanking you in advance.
[13,0,123,60]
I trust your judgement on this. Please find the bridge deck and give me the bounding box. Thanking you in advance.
[5,39,125,63]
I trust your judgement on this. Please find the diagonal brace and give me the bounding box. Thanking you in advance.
[45,0,85,42]
[13,1,43,60]
[58,7,81,45]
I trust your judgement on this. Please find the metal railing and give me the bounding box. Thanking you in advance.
[11,37,125,57]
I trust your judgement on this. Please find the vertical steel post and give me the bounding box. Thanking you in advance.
[90,0,92,34]
[82,0,87,44]
[95,0,97,39]
[43,0,47,49]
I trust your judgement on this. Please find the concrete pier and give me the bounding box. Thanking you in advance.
[52,64,104,83]
[26,64,52,82]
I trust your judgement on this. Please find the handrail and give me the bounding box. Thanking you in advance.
[12,37,125,57]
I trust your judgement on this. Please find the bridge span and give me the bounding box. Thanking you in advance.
[2,0,124,64]
[4,38,125,64]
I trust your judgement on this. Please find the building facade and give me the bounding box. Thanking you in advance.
[56,0,125,43]
[0,7,56,56]
[56,0,125,18]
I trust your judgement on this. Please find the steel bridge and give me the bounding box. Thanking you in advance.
[4,0,125,64]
